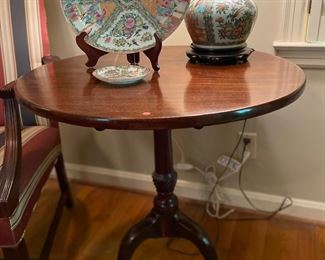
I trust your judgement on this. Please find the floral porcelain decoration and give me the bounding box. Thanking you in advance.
[61,0,190,53]
[92,65,151,85]
[185,0,257,50]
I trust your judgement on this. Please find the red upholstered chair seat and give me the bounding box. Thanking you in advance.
[0,57,73,259]
[0,126,61,247]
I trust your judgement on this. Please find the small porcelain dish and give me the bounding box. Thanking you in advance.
[92,65,151,85]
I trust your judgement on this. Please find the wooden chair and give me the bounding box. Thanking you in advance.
[0,57,73,260]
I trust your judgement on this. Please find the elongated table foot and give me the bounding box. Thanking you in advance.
[117,130,218,260]
[118,211,160,260]
[118,209,217,260]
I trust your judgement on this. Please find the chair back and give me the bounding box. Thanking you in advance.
[0,0,52,127]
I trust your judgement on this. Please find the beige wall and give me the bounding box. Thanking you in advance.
[46,0,325,202]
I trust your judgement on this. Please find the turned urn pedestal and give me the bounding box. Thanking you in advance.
[185,0,258,64]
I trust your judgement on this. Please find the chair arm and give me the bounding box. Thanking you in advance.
[0,82,22,217]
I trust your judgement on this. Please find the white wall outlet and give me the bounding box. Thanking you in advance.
[238,132,257,159]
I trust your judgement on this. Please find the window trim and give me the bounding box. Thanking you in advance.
[279,0,309,42]
[0,0,17,83]
[24,0,43,70]
[273,0,325,69]
[306,0,324,41]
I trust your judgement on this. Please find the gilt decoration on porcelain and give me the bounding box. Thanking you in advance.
[61,0,190,53]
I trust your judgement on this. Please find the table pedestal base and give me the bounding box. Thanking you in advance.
[118,130,218,260]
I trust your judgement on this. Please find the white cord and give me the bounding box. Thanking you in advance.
[196,159,249,219]
[173,133,246,219]
[172,136,186,164]
[172,121,293,220]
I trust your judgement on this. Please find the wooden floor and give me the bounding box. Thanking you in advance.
[1,180,325,260]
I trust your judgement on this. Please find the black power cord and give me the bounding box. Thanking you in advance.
[166,119,293,255]
[166,120,248,256]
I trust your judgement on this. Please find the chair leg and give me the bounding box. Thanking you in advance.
[2,239,29,260]
[55,153,73,208]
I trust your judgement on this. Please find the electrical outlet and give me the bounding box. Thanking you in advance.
[238,132,257,159]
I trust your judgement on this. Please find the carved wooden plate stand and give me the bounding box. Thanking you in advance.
[76,32,162,71]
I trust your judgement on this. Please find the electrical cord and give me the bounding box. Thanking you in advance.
[209,140,293,222]
[166,121,247,256]
[206,120,247,219]
[167,120,293,256]
[173,134,186,164]
[225,139,293,221]
[173,121,249,220]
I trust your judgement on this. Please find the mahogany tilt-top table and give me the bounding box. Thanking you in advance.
[14,46,305,259]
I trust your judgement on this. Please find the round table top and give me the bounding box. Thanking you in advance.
[14,46,305,130]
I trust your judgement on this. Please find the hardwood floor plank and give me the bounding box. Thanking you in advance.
[226,217,253,260]
[1,180,324,260]
[215,219,237,260]
[315,225,325,260]
[244,219,268,260]
[262,219,300,260]
[296,222,315,260]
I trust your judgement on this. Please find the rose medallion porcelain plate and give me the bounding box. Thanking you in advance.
[92,65,151,85]
[61,0,190,53]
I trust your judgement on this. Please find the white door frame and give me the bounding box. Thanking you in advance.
[0,0,17,83]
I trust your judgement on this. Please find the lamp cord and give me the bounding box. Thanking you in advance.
[167,120,293,256]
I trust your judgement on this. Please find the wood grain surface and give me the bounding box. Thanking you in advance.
[14,46,305,130]
[1,180,323,260]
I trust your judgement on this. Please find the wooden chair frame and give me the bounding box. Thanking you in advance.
[0,57,73,260]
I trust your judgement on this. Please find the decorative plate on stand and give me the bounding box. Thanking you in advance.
[61,0,190,53]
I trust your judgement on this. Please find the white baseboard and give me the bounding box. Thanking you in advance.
[65,163,325,223]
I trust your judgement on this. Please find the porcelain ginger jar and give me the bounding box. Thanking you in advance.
[185,0,257,50]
